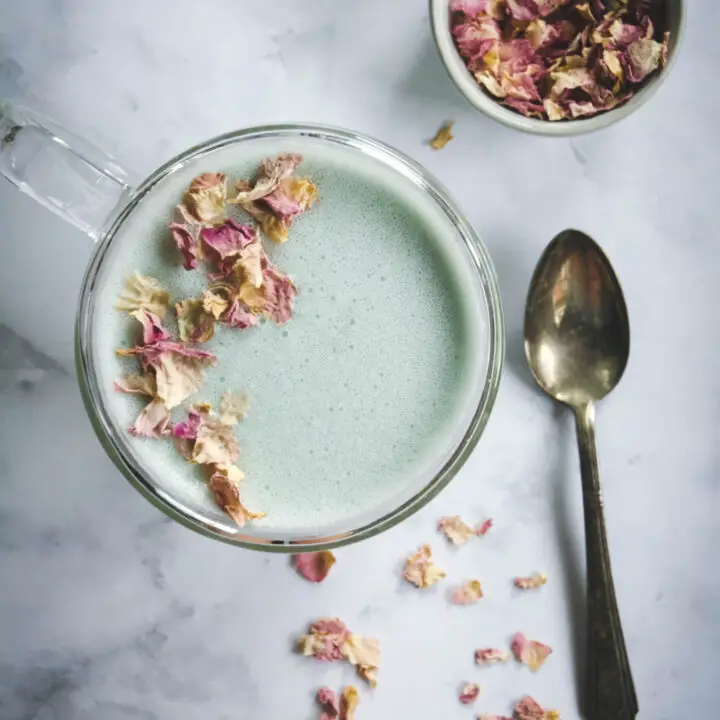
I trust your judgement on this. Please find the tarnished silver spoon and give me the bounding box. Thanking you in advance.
[524,229,637,720]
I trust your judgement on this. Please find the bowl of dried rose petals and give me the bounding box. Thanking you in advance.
[430,0,684,135]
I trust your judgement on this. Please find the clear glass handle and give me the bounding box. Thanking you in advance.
[0,100,136,240]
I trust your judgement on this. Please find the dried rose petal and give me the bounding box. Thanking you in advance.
[236,242,264,288]
[438,515,476,545]
[114,373,156,397]
[342,634,380,687]
[183,172,227,225]
[429,121,454,150]
[451,0,670,120]
[208,468,265,527]
[193,418,240,465]
[169,204,203,270]
[299,618,351,661]
[511,633,553,671]
[224,300,259,329]
[475,648,511,665]
[219,391,250,425]
[459,682,480,705]
[115,272,170,318]
[176,298,215,343]
[202,289,229,319]
[317,687,339,717]
[476,518,493,536]
[230,153,303,205]
[200,219,257,274]
[451,580,484,605]
[514,573,548,590]
[172,406,207,440]
[340,685,359,720]
[129,309,171,345]
[513,696,545,720]
[293,551,336,583]
[152,350,215,410]
[128,397,170,438]
[403,544,446,588]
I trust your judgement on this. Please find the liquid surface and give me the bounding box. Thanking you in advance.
[91,136,488,537]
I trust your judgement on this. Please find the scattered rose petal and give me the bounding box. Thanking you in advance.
[128,397,171,438]
[183,172,227,225]
[299,618,351,662]
[293,551,337,583]
[172,406,208,441]
[511,633,553,671]
[129,309,171,345]
[193,418,240,465]
[115,272,170,318]
[340,685,360,720]
[200,219,257,274]
[476,518,494,536]
[342,634,381,687]
[459,682,480,705]
[169,204,203,270]
[219,390,250,425]
[438,515,475,545]
[429,121,454,150]
[475,648,511,665]
[176,298,215,343]
[317,687,339,717]
[514,573,548,590]
[153,350,215,410]
[514,697,544,720]
[202,289,229,319]
[236,241,264,288]
[451,580,484,605]
[403,544,446,588]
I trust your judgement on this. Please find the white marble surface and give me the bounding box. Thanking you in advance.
[1,1,718,718]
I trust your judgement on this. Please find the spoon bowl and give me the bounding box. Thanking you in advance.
[524,229,637,720]
[524,229,630,406]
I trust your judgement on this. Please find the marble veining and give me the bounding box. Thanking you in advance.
[1,1,719,718]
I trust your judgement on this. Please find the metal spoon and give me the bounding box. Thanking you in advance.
[524,229,637,720]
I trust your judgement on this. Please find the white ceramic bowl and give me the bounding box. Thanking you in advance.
[429,0,685,136]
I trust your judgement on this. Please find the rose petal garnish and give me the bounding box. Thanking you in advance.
[114,373,156,397]
[514,572,548,590]
[451,580,484,605]
[475,648,511,665]
[299,618,351,661]
[340,685,360,720]
[219,390,250,425]
[129,309,172,345]
[200,219,257,274]
[239,260,297,325]
[241,200,290,244]
[153,350,215,410]
[128,397,171,438]
[183,172,227,225]
[459,682,480,705]
[288,177,318,213]
[342,634,381,687]
[202,289,230,319]
[429,121,454,150]
[438,515,476,545]
[317,687,339,717]
[235,242,264,288]
[169,204,203,271]
[294,551,337,583]
[192,418,240,465]
[511,633,553,671]
[176,298,215,343]
[229,153,303,205]
[208,467,265,527]
[115,272,170,318]
[403,544,446,588]
[224,300,259,329]
[172,406,208,440]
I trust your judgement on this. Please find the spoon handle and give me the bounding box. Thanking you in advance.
[575,403,638,720]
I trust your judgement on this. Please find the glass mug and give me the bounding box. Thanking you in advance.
[0,100,504,551]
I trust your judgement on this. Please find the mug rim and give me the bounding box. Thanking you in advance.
[75,123,505,552]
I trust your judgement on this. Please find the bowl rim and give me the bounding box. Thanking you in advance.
[75,123,505,553]
[429,0,686,136]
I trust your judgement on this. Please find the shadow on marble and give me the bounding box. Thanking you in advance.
[551,404,586,713]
